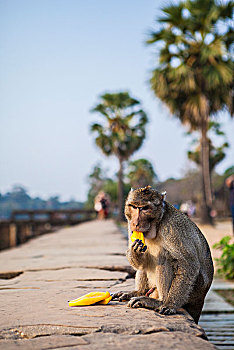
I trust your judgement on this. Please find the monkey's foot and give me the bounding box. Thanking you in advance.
[128,296,161,310]
[157,305,176,315]
[112,291,137,301]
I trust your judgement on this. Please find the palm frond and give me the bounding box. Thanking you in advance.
[90,92,148,161]
[147,0,233,130]
[90,123,104,133]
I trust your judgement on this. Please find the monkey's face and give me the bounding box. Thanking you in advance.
[125,186,165,239]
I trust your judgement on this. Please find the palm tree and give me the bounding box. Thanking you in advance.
[90,92,148,220]
[147,0,233,223]
[188,121,229,173]
[127,158,158,188]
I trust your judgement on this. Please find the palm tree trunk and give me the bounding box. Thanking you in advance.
[200,119,213,224]
[117,157,125,221]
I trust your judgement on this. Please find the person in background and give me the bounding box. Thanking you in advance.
[94,191,110,220]
[187,200,196,218]
[226,174,234,234]
[180,200,196,219]
[180,201,190,216]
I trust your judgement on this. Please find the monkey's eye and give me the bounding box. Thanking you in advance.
[141,205,150,211]
[128,204,137,209]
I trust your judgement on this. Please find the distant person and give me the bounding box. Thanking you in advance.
[94,191,110,220]
[187,200,196,218]
[180,202,189,216]
[180,200,195,218]
[226,175,234,234]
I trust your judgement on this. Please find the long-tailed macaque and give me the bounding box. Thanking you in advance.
[113,186,213,323]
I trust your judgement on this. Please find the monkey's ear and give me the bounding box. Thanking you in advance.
[161,191,167,201]
[130,188,134,192]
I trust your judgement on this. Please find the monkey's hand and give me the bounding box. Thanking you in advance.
[132,239,147,253]
[128,296,162,310]
[111,291,138,301]
[157,304,176,315]
[127,239,148,269]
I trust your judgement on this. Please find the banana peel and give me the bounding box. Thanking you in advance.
[131,231,145,245]
[68,291,112,307]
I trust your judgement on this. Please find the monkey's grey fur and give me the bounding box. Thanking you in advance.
[113,186,213,323]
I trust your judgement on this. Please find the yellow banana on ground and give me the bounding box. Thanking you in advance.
[68,291,111,307]
[130,231,145,245]
[97,295,112,304]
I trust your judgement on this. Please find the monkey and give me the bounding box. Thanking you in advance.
[113,186,214,324]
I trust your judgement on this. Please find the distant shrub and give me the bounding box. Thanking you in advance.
[213,236,234,280]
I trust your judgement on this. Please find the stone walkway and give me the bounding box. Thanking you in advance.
[200,279,234,350]
[203,279,234,314]
[190,220,234,350]
[195,220,233,272]
[195,220,234,349]
[0,220,221,349]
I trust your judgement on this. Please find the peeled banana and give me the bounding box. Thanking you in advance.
[130,231,145,245]
[68,291,111,307]
[98,295,112,304]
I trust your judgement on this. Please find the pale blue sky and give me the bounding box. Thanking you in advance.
[0,0,233,202]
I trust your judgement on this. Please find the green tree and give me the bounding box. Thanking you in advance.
[85,164,132,213]
[188,121,229,173]
[224,166,234,178]
[86,164,107,208]
[91,92,148,220]
[213,236,234,280]
[127,158,158,188]
[102,179,131,207]
[147,0,233,223]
